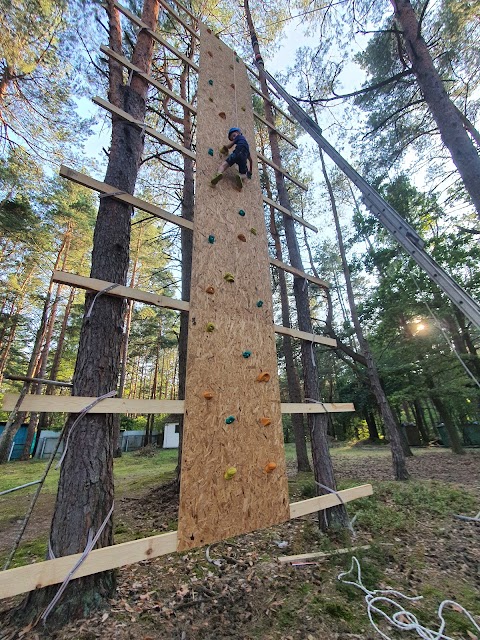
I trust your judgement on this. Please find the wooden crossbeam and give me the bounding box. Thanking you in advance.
[60,166,194,230]
[254,112,298,149]
[279,545,371,564]
[250,84,296,125]
[100,46,196,114]
[0,485,372,599]
[170,0,198,22]
[274,324,336,347]
[93,97,196,159]
[2,394,354,415]
[257,152,308,191]
[262,196,318,233]
[113,0,199,71]
[269,258,329,288]
[52,270,190,312]
[158,0,198,38]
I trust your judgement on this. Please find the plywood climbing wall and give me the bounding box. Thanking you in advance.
[176,26,290,551]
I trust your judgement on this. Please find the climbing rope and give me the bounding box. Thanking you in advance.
[232,50,239,127]
[338,556,480,640]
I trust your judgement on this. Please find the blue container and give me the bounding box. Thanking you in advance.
[0,423,36,460]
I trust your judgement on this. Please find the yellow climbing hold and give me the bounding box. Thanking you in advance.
[206,322,215,332]
[224,273,235,283]
[224,467,237,480]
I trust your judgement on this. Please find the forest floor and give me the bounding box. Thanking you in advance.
[0,444,479,639]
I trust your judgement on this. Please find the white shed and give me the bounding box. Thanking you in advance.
[163,423,180,448]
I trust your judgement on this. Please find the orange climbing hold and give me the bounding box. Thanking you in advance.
[203,391,214,400]
[237,234,246,242]
[264,462,277,473]
[260,417,272,427]
[206,286,215,294]
[256,372,271,383]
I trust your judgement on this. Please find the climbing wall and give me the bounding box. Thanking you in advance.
[176,26,290,551]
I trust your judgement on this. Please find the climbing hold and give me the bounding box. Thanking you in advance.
[206,322,215,332]
[250,227,257,235]
[207,50,213,57]
[241,106,246,112]
[208,148,214,156]
[230,83,235,89]
[208,79,214,86]
[205,285,215,294]
[260,417,272,427]
[224,467,237,480]
[218,112,226,120]
[236,56,240,63]
[265,462,277,473]
[224,273,235,283]
[203,391,214,399]
[256,372,270,383]
[242,351,252,358]
[209,97,214,102]
[208,234,215,243]
[238,209,246,217]
[237,234,246,242]
[207,28,212,34]
[229,64,234,70]
[225,415,235,424]
[256,300,264,308]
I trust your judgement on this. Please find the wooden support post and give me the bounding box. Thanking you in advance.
[250,84,296,125]
[273,325,336,347]
[269,258,329,288]
[257,152,308,191]
[254,112,298,149]
[262,196,318,233]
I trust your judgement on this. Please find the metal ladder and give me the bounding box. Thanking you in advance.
[262,67,480,329]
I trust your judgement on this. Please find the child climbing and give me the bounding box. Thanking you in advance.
[211,127,253,190]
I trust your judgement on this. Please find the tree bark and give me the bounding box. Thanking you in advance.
[391,0,480,218]
[244,0,348,528]
[426,375,464,454]
[15,0,161,627]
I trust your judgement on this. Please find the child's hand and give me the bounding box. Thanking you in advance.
[220,145,229,155]
[247,171,252,179]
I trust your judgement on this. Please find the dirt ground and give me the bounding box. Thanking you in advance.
[1,448,479,640]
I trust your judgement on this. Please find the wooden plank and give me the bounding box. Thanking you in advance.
[2,394,354,415]
[0,486,371,599]
[262,196,318,233]
[92,97,196,159]
[279,545,371,564]
[269,257,329,288]
[100,46,196,113]
[0,531,178,600]
[2,394,185,414]
[282,402,355,414]
[250,84,296,125]
[274,324,336,347]
[254,112,298,149]
[60,165,195,230]
[289,484,373,519]
[113,1,199,71]
[177,26,290,552]
[158,0,198,38]
[170,0,198,22]
[52,269,190,311]
[257,152,308,191]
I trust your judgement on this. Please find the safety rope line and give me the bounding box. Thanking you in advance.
[86,284,120,319]
[232,50,239,127]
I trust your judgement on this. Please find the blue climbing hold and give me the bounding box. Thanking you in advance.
[225,415,235,424]
[208,235,215,244]
[256,300,264,308]
[242,351,252,358]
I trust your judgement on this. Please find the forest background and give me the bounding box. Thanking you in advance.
[1,0,480,460]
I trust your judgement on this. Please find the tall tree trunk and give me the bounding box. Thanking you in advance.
[426,375,464,454]
[365,409,380,441]
[391,0,480,218]
[16,0,161,626]
[412,398,429,444]
[244,0,348,528]
[317,146,409,479]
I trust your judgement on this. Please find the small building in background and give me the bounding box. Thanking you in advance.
[163,423,179,448]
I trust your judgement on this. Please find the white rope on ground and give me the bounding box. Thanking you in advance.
[338,556,480,640]
[41,501,115,624]
[85,284,120,319]
[56,390,117,468]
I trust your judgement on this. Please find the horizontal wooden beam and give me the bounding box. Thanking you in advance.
[250,84,296,125]
[3,394,353,416]
[93,97,196,159]
[254,112,298,149]
[274,324,336,347]
[3,374,72,388]
[158,0,198,38]
[170,0,198,22]
[60,165,194,230]
[0,485,372,599]
[113,0,199,71]
[279,544,371,564]
[257,152,308,191]
[100,46,196,114]
[269,258,329,288]
[262,196,318,233]
[52,270,189,311]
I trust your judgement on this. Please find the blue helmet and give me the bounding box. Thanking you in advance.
[228,127,241,140]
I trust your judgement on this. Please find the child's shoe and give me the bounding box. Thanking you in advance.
[235,174,243,191]
[211,173,223,186]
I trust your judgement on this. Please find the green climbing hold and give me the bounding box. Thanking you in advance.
[256,300,264,308]
[236,56,239,63]
[208,148,214,156]
[208,235,215,244]
[242,351,252,358]
[250,227,257,235]
[225,415,235,424]
[208,79,214,86]
[238,209,246,217]
[224,272,235,283]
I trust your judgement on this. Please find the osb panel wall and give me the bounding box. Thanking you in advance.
[176,26,290,551]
